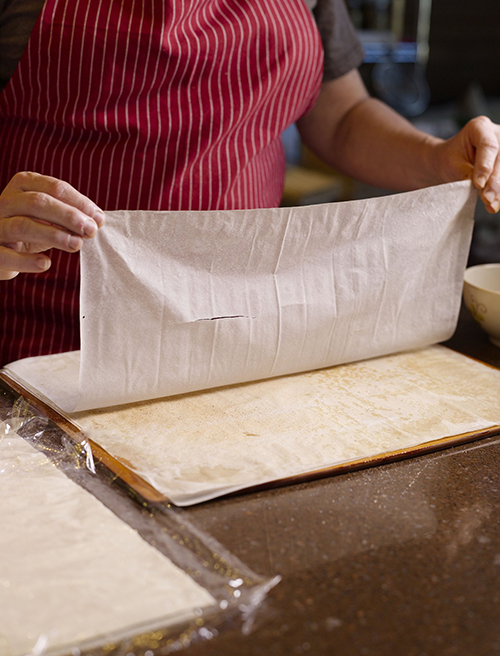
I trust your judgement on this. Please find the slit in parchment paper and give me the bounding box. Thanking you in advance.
[194,316,255,321]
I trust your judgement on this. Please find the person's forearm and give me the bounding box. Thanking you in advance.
[299,70,499,212]
[297,71,447,192]
[326,97,443,190]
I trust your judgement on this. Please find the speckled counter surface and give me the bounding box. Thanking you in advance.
[183,307,500,656]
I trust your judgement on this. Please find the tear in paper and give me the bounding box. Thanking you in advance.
[6,181,476,412]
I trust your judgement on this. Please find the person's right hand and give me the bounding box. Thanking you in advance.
[0,171,105,280]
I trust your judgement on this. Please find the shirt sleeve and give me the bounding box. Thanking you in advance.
[310,0,365,81]
[0,0,45,92]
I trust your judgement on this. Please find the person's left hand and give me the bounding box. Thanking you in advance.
[433,116,500,213]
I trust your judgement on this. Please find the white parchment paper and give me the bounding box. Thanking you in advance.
[6,181,477,412]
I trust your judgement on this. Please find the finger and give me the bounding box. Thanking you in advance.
[467,117,500,190]
[5,171,106,228]
[481,156,500,213]
[3,241,24,252]
[0,191,99,238]
[0,245,51,279]
[0,215,84,252]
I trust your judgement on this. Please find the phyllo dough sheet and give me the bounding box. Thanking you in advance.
[0,433,214,656]
[69,346,500,506]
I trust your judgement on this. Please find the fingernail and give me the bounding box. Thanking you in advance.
[476,175,487,188]
[491,200,500,213]
[84,219,98,237]
[69,235,82,249]
[484,190,496,205]
[94,210,106,228]
[36,256,51,271]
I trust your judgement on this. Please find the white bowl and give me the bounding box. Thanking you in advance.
[463,263,500,347]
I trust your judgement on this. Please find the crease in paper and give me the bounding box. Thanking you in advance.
[6,181,477,413]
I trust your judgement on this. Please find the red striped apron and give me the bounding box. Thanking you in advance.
[0,0,323,365]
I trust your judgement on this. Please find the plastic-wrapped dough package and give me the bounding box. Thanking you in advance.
[0,384,279,656]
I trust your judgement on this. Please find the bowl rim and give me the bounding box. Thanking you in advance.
[464,263,500,295]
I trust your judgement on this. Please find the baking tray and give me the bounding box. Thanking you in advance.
[2,351,500,505]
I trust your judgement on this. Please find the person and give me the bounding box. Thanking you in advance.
[0,0,499,366]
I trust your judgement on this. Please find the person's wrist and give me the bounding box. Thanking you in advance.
[418,133,446,187]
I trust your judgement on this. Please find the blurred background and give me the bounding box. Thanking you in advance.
[282,0,500,264]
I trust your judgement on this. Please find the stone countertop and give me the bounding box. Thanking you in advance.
[183,305,500,656]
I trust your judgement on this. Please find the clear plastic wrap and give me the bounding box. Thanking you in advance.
[0,377,279,656]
